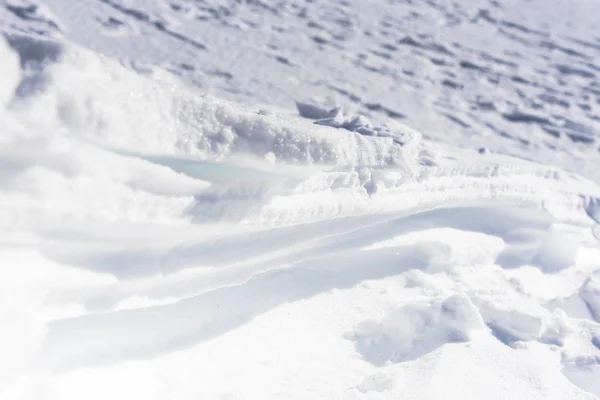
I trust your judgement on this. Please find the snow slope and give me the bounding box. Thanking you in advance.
[2,1,600,399]
[2,0,600,181]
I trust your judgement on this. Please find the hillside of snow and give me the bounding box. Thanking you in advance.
[2,0,600,399]
[3,0,600,179]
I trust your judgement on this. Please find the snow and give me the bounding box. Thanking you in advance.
[580,278,600,323]
[348,295,485,365]
[0,33,19,108]
[2,0,600,399]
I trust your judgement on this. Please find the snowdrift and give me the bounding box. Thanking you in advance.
[1,33,600,399]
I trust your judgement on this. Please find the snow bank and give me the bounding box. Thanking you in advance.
[3,34,600,230]
[7,34,420,171]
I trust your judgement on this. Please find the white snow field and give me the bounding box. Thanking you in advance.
[2,0,600,399]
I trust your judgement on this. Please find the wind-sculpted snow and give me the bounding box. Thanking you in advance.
[2,23,600,400]
[5,34,423,173]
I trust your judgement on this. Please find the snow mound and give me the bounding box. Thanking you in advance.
[349,295,485,365]
[4,33,600,229]
[7,33,421,171]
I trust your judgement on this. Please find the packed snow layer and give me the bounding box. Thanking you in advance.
[1,28,600,400]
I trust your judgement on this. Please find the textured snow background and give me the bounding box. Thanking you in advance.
[2,0,600,399]
[3,0,599,179]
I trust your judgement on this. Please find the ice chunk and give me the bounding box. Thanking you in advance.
[313,106,348,128]
[295,101,339,120]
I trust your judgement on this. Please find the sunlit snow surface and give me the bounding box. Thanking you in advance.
[2,0,600,399]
